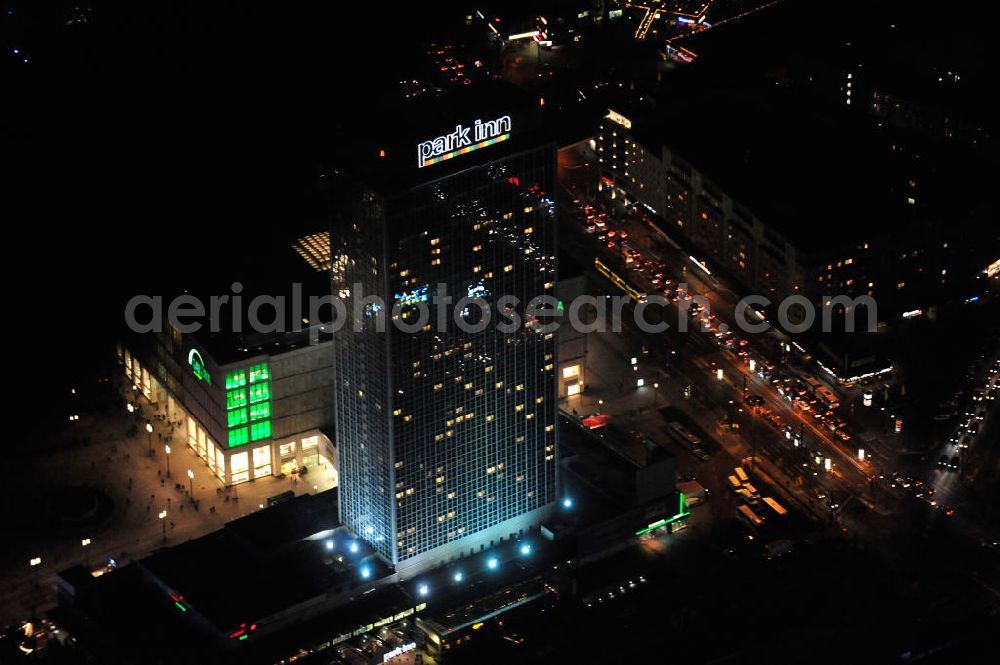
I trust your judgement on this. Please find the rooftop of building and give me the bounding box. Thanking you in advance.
[329,81,552,195]
[621,75,992,257]
[139,490,352,630]
[136,490,388,631]
[144,226,336,367]
[57,490,407,663]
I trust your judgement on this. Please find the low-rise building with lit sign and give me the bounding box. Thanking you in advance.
[118,253,338,488]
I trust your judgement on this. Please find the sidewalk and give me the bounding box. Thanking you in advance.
[0,387,333,626]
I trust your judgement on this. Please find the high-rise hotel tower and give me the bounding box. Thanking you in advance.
[329,85,558,574]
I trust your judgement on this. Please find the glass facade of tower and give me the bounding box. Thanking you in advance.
[332,143,558,567]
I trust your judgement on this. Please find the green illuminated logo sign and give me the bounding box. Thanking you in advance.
[188,349,212,385]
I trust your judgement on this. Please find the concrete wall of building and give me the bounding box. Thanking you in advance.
[556,275,588,398]
[392,503,554,579]
[270,341,335,440]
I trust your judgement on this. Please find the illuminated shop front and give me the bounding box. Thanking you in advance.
[118,323,337,488]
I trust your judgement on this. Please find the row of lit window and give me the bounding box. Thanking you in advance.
[226,421,272,447]
[229,403,271,426]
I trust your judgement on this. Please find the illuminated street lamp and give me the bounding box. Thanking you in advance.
[453,571,464,583]
[127,403,134,414]
[29,556,41,588]
[81,538,91,569]
[716,368,724,381]
[418,583,430,597]
[159,510,168,542]
[858,448,866,461]
[145,422,154,456]
[164,444,172,478]
[487,557,499,571]
[863,391,873,407]
[562,497,574,509]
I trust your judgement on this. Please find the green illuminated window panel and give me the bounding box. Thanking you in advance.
[250,420,271,441]
[228,408,248,427]
[228,427,249,447]
[249,363,270,384]
[249,382,270,404]
[226,390,247,410]
[225,370,247,390]
[250,401,270,421]
[227,362,271,447]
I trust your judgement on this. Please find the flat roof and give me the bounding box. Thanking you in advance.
[632,79,989,256]
[137,490,387,631]
[331,81,551,195]
[180,234,334,366]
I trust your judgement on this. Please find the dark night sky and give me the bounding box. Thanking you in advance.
[5,1,471,433]
[4,1,995,435]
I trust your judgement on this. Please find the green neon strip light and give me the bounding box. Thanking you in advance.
[422,133,510,167]
[239,634,248,641]
[175,602,187,612]
[634,493,690,536]
[636,519,667,536]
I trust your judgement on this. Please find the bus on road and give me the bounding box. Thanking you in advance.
[737,505,765,532]
[595,258,646,303]
[762,497,788,517]
[816,386,840,409]
[734,466,750,485]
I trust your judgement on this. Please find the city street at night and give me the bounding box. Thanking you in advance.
[4,1,998,663]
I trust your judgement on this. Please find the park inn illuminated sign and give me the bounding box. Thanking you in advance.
[417,115,512,168]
